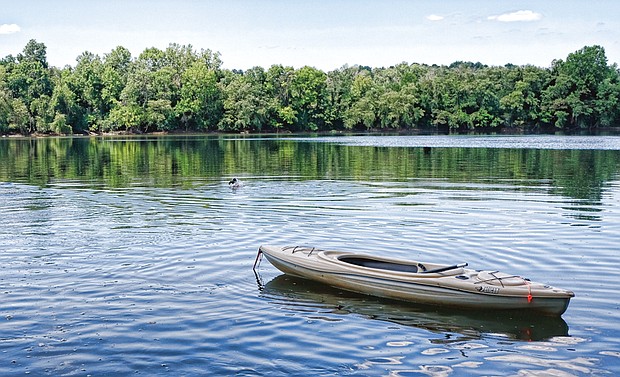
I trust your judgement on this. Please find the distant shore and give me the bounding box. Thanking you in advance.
[3,41,619,137]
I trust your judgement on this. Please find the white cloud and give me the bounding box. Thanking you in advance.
[426,14,444,22]
[488,10,542,22]
[0,23,21,34]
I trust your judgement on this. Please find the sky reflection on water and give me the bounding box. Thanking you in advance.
[1,135,619,376]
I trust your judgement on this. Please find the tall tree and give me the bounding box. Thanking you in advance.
[18,39,49,69]
[542,45,615,128]
[176,60,222,131]
[500,65,550,128]
[101,46,132,112]
[68,52,107,132]
[219,68,269,132]
[265,64,296,131]
[289,66,328,131]
[5,39,52,133]
[49,68,79,133]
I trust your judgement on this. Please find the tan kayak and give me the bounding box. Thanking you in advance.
[256,245,575,316]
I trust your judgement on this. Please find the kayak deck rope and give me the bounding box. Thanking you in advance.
[474,273,520,286]
[489,271,504,288]
[474,271,534,303]
[287,246,320,256]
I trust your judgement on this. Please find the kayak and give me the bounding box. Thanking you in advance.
[255,245,575,316]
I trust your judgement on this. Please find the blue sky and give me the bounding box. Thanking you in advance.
[1,0,619,70]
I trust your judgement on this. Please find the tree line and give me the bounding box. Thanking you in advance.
[1,40,619,135]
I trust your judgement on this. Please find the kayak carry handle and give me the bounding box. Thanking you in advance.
[253,247,263,271]
[423,263,468,274]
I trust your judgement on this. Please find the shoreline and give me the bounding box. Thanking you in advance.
[5,126,620,139]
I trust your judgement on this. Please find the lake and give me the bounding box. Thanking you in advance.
[1,134,619,376]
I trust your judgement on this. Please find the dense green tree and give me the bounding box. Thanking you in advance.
[49,68,79,130]
[372,65,426,129]
[219,67,269,132]
[18,39,49,69]
[542,46,616,129]
[3,39,53,133]
[101,46,132,111]
[1,41,619,135]
[595,70,620,127]
[68,52,104,131]
[289,66,328,131]
[50,112,72,134]
[0,94,10,134]
[500,65,551,127]
[176,60,221,131]
[110,47,177,132]
[324,65,363,129]
[344,68,376,129]
[264,64,296,131]
[1,65,14,133]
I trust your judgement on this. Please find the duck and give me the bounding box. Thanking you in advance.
[228,177,243,189]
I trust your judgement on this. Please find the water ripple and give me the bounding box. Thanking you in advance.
[1,176,619,376]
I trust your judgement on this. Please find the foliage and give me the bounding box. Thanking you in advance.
[1,40,619,135]
[541,46,619,129]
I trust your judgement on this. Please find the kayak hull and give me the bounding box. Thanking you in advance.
[258,245,574,316]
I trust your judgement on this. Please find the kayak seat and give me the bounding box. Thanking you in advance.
[339,257,419,273]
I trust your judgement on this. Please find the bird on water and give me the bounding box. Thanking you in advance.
[229,177,243,189]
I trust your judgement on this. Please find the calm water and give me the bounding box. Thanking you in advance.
[1,134,619,376]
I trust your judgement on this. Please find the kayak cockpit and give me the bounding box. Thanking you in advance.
[337,255,468,275]
[338,256,424,273]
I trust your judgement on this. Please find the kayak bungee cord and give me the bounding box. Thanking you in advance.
[474,273,521,287]
[473,271,535,303]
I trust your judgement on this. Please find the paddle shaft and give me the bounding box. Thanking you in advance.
[423,263,468,274]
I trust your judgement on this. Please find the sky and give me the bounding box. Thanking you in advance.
[1,0,619,71]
